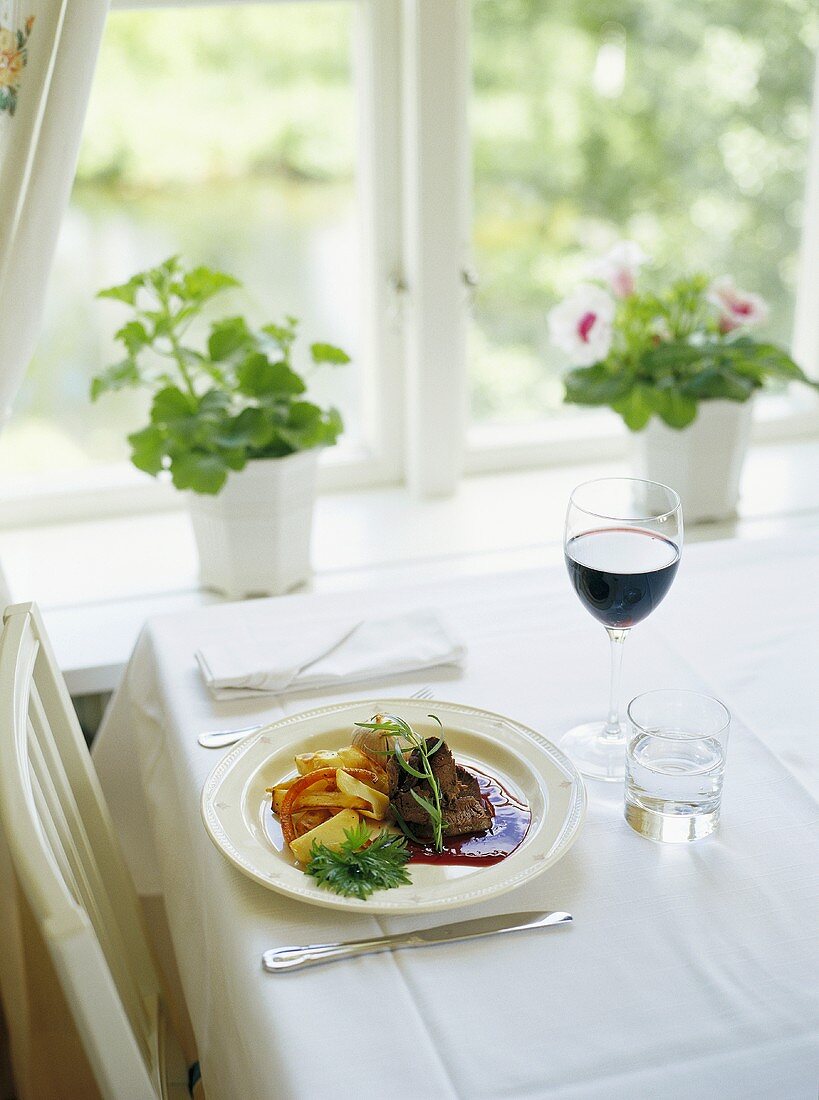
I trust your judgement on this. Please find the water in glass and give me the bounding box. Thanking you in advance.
[625,690,730,842]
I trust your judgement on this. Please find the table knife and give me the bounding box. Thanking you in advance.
[262,909,572,973]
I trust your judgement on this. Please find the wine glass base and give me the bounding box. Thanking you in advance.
[560,722,626,782]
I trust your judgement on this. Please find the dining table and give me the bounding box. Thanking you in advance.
[92,531,819,1100]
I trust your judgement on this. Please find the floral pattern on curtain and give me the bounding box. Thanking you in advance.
[0,13,34,115]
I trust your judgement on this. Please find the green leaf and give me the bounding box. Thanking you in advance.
[278,402,344,452]
[139,308,174,339]
[150,386,196,428]
[144,255,181,299]
[236,354,306,398]
[278,401,321,448]
[286,401,323,429]
[612,385,654,431]
[208,316,252,361]
[253,434,295,459]
[97,275,144,306]
[564,365,632,406]
[115,320,150,356]
[181,266,241,303]
[168,451,229,494]
[262,319,298,345]
[727,340,815,384]
[90,358,140,401]
[221,447,248,472]
[127,426,166,476]
[647,387,698,429]
[154,389,236,456]
[640,342,711,374]
[214,407,272,449]
[679,369,755,402]
[260,319,299,362]
[310,342,351,366]
[197,388,232,416]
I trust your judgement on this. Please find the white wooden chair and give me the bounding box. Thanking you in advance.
[0,602,198,1100]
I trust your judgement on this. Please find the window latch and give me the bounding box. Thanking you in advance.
[462,266,479,309]
[387,271,408,324]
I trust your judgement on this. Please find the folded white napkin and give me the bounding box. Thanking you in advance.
[195,609,465,700]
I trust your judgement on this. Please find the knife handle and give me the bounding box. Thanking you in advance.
[263,932,423,973]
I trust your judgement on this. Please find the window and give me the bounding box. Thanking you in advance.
[0,2,374,503]
[468,0,819,449]
[1,0,817,523]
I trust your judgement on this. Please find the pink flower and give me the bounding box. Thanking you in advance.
[586,240,648,298]
[548,284,616,367]
[707,276,769,333]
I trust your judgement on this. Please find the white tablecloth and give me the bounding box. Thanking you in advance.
[93,534,819,1100]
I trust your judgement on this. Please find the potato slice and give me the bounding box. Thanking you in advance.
[289,808,361,864]
[272,789,368,813]
[295,750,347,775]
[337,746,391,792]
[336,746,378,772]
[336,769,389,820]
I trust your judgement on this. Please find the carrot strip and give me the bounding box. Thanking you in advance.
[279,768,379,846]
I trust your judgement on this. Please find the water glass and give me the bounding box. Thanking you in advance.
[625,689,730,842]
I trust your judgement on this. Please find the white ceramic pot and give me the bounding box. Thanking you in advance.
[632,399,753,524]
[187,450,319,599]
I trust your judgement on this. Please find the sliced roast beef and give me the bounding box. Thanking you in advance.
[391,739,493,838]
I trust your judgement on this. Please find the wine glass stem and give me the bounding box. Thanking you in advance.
[603,628,629,741]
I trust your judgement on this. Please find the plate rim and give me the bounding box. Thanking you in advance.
[200,697,587,913]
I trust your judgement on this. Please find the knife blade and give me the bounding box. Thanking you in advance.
[262,909,572,973]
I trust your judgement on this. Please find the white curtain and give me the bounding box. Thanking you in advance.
[0,0,108,605]
[0,0,109,426]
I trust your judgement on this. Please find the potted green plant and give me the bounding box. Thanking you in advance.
[549,242,818,521]
[91,255,349,597]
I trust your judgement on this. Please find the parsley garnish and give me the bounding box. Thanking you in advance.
[305,823,412,900]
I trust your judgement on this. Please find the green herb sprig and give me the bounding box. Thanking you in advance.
[305,823,411,900]
[355,714,448,852]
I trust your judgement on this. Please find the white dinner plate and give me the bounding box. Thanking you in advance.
[201,698,586,914]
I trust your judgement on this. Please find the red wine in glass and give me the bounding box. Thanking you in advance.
[561,478,683,782]
[565,528,680,629]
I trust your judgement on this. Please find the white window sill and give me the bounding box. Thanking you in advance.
[2,436,819,696]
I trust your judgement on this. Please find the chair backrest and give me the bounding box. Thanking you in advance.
[0,603,186,1100]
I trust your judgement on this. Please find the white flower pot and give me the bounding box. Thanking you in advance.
[187,450,319,599]
[632,399,753,524]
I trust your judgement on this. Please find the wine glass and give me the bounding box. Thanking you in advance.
[561,477,683,782]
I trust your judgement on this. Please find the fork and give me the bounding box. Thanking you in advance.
[411,686,434,701]
[198,686,435,748]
